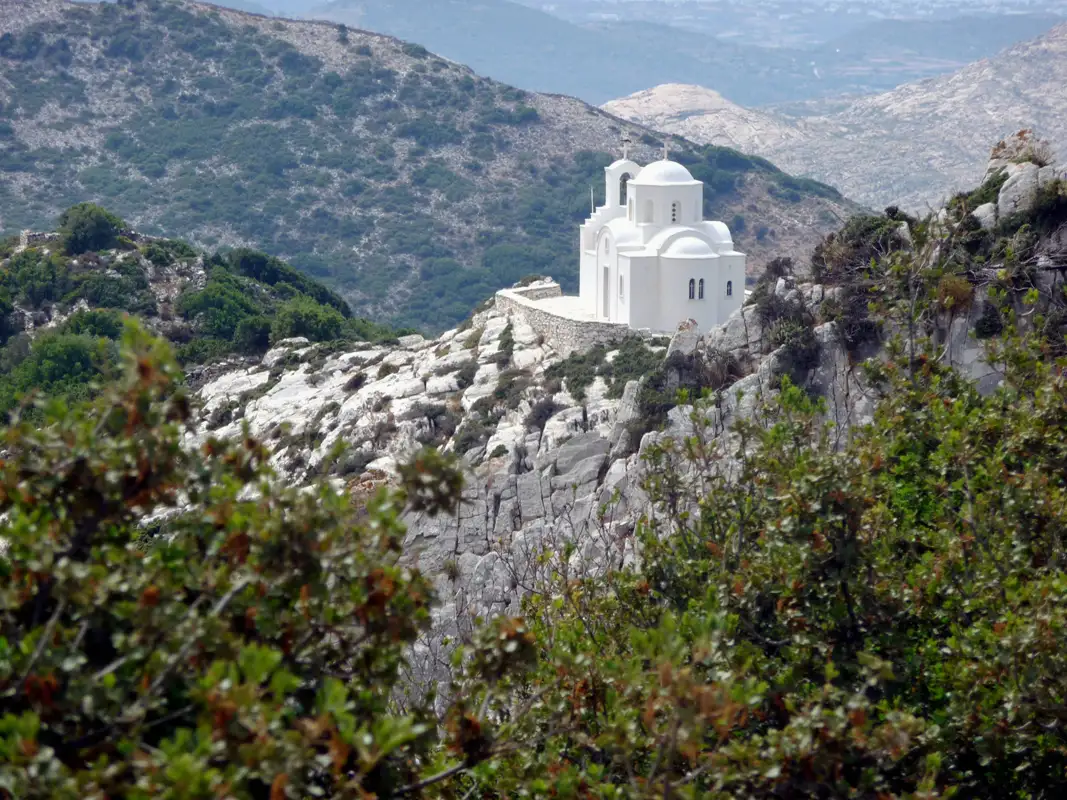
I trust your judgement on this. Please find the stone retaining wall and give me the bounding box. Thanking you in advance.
[495,282,638,357]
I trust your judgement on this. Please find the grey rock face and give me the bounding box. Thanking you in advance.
[973,202,997,230]
[998,162,1041,219]
[553,432,610,476]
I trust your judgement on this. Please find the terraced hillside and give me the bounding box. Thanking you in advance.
[0,0,853,331]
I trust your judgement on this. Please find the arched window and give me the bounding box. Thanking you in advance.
[627,198,634,221]
[726,280,733,297]
[671,201,680,223]
[688,279,696,300]
[698,278,705,299]
[618,276,624,301]
[620,173,632,205]
[641,199,654,223]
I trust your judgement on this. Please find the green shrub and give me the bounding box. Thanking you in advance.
[545,345,606,401]
[233,314,272,353]
[455,359,478,389]
[57,203,126,255]
[270,295,345,343]
[0,328,496,797]
[975,300,1004,339]
[376,362,400,380]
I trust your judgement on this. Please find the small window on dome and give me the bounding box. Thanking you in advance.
[619,276,624,301]
[671,201,680,223]
[698,278,705,299]
[688,279,695,300]
[726,280,733,297]
[628,198,634,221]
[641,199,654,224]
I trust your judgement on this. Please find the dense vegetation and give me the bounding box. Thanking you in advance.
[0,204,406,418]
[4,249,1067,796]
[0,0,845,331]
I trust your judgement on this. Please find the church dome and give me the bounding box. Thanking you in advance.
[663,236,716,258]
[632,160,698,186]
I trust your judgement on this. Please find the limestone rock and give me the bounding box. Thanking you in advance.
[998,162,1040,219]
[973,202,997,230]
[553,432,610,475]
[666,319,701,358]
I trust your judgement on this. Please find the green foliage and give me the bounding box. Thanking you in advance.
[544,344,607,400]
[0,330,116,417]
[599,337,662,398]
[270,295,345,344]
[468,334,1067,797]
[949,168,1009,214]
[57,203,125,255]
[0,326,517,797]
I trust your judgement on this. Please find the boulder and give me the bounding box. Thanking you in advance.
[666,319,701,358]
[550,453,606,491]
[997,162,1040,219]
[705,304,762,357]
[1039,164,1065,189]
[973,202,997,230]
[425,374,459,395]
[397,334,426,348]
[553,432,610,475]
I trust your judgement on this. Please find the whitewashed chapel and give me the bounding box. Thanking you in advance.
[578,152,746,332]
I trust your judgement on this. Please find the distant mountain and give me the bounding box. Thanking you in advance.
[284,1,1064,107]
[604,85,803,155]
[605,23,1067,210]
[0,0,853,331]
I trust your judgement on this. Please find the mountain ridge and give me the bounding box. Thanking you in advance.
[604,22,1067,210]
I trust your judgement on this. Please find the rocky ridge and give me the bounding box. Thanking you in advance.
[604,23,1067,211]
[182,140,1067,680]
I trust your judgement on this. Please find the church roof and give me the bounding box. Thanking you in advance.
[632,159,699,186]
[662,235,717,259]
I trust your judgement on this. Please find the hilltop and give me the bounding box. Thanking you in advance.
[604,23,1067,210]
[0,0,853,332]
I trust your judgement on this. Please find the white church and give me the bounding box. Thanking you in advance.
[577,152,746,333]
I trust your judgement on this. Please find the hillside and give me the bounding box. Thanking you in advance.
[603,84,804,155]
[0,0,852,332]
[0,203,408,417]
[604,23,1067,211]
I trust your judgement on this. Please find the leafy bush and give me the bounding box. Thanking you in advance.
[57,203,125,255]
[0,330,115,416]
[544,345,606,401]
[0,328,514,797]
[270,295,345,343]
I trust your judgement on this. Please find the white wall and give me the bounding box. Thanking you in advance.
[626,255,661,332]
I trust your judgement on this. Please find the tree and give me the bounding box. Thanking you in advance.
[0,325,523,797]
[57,203,126,255]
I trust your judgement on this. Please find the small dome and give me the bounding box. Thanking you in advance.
[703,221,734,245]
[633,160,698,185]
[663,236,715,258]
